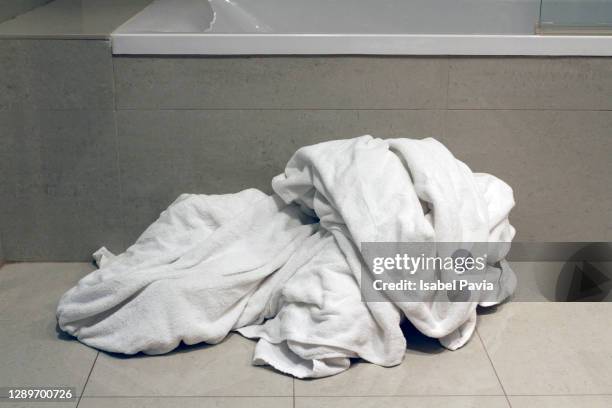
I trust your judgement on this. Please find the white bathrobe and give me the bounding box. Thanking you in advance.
[57,136,516,378]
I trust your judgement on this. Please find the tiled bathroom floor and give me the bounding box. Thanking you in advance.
[1,263,611,408]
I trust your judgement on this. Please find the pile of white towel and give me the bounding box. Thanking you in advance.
[57,136,516,378]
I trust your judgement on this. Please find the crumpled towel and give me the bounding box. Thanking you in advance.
[57,136,516,378]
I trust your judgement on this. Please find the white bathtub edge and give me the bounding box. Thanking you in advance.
[111,33,612,56]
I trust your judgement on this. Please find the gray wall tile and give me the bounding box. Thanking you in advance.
[116,109,445,240]
[114,57,448,110]
[0,39,114,111]
[3,51,612,261]
[0,0,52,23]
[448,57,612,110]
[443,110,612,241]
[0,39,21,110]
[0,109,125,261]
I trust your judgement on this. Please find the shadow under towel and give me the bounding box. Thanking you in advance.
[56,136,516,378]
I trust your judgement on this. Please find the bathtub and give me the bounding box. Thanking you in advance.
[112,0,612,55]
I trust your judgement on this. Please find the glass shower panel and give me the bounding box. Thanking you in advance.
[539,0,612,34]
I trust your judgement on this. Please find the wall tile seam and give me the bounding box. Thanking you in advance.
[1,37,111,42]
[5,108,612,112]
[109,57,129,251]
[0,231,4,267]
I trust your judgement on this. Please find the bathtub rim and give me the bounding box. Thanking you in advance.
[111,33,612,56]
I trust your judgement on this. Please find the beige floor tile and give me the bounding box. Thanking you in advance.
[0,319,98,396]
[509,262,562,302]
[478,302,612,395]
[509,395,612,408]
[83,334,292,397]
[296,396,510,408]
[294,330,503,396]
[78,397,292,408]
[0,263,92,320]
[4,263,610,404]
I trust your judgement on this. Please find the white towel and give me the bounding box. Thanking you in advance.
[57,136,516,378]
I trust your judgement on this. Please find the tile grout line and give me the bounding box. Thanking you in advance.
[110,54,128,252]
[0,219,5,265]
[506,394,612,397]
[80,395,297,398]
[13,107,612,112]
[76,351,99,408]
[444,57,451,111]
[110,46,118,113]
[441,57,451,140]
[477,329,512,408]
[292,378,295,408]
[108,107,612,112]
